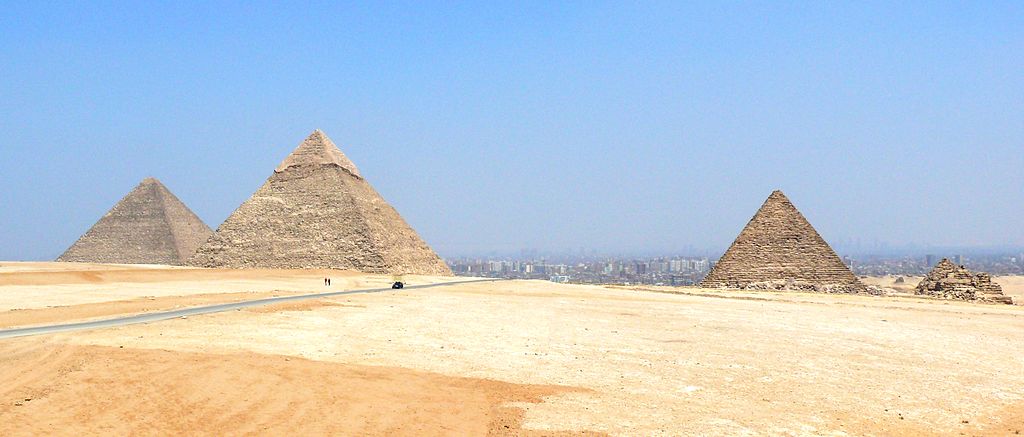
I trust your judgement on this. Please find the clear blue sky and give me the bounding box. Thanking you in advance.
[1,1,1021,260]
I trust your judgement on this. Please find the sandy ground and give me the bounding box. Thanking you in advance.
[0,261,175,273]
[2,263,1024,436]
[0,339,592,436]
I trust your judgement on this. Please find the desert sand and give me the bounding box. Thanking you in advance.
[2,263,1023,436]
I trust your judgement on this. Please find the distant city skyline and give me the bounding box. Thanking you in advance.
[446,252,1024,285]
[2,2,1022,260]
[439,242,1024,259]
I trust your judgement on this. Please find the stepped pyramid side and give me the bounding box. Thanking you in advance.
[58,178,213,265]
[915,259,1012,304]
[700,190,864,293]
[188,130,452,275]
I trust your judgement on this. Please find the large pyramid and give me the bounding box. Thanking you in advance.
[58,177,213,265]
[700,190,864,293]
[188,130,452,275]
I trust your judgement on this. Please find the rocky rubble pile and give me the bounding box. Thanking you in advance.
[915,259,1012,304]
[737,280,884,295]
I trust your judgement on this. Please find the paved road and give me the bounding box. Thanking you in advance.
[0,278,498,340]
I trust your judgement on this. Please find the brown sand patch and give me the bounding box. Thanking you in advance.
[0,340,598,436]
[243,299,367,313]
[0,262,164,273]
[851,402,1024,436]
[977,402,1024,436]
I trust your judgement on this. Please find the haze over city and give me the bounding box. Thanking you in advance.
[2,2,1021,261]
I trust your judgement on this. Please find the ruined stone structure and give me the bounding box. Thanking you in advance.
[915,259,1012,304]
[699,190,866,293]
[58,178,213,265]
[189,130,452,275]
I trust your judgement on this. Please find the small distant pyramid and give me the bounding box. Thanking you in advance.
[188,130,452,275]
[700,190,864,293]
[916,259,1012,304]
[58,178,213,265]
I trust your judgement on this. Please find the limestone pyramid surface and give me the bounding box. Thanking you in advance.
[58,178,213,265]
[700,190,864,293]
[188,130,452,275]
[915,259,1011,304]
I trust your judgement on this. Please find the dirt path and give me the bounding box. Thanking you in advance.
[0,264,459,312]
[0,290,314,329]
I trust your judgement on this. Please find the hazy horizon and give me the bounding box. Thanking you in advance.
[2,2,1022,261]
